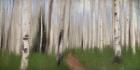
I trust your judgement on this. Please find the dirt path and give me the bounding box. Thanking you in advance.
[66,53,85,70]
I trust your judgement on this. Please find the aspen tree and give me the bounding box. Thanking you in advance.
[124,0,130,50]
[46,0,54,54]
[113,0,122,63]
[130,0,137,54]
[20,0,32,70]
[0,0,2,48]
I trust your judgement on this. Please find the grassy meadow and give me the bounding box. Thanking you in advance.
[0,48,140,70]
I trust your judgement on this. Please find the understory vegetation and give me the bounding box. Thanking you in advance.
[74,47,140,70]
[0,48,140,70]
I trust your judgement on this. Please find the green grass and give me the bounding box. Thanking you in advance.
[0,51,68,70]
[74,48,140,70]
[28,52,68,70]
[0,51,21,70]
[1,47,140,70]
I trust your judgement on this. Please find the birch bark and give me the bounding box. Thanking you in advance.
[130,0,137,54]
[113,0,122,60]
[20,0,32,70]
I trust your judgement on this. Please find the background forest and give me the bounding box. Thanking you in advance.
[0,0,140,70]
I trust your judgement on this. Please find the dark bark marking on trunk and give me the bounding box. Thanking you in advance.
[23,35,29,40]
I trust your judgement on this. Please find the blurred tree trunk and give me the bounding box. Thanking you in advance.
[95,0,99,48]
[2,0,13,51]
[138,0,140,47]
[99,0,106,51]
[90,0,95,48]
[130,0,137,55]
[14,0,22,55]
[45,0,54,54]
[8,0,22,54]
[64,0,71,49]
[39,0,44,53]
[1,0,140,55]
[0,0,3,48]
[112,0,122,61]
[20,0,32,70]
[120,0,125,47]
[82,0,87,50]
[31,0,42,52]
[58,0,66,53]
[85,0,91,49]
[124,0,130,50]
[102,0,108,47]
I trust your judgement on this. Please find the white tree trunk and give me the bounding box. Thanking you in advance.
[5,0,15,53]
[124,0,130,50]
[98,15,103,50]
[99,0,105,51]
[59,0,66,53]
[95,0,99,48]
[5,0,22,54]
[31,0,41,52]
[90,0,96,48]
[120,0,125,47]
[130,0,137,55]
[113,0,122,58]
[3,0,13,51]
[14,0,22,55]
[64,0,71,49]
[0,0,2,48]
[20,0,31,70]
[39,0,43,52]
[46,0,54,54]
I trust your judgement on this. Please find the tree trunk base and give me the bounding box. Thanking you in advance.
[56,54,63,66]
[113,56,122,64]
